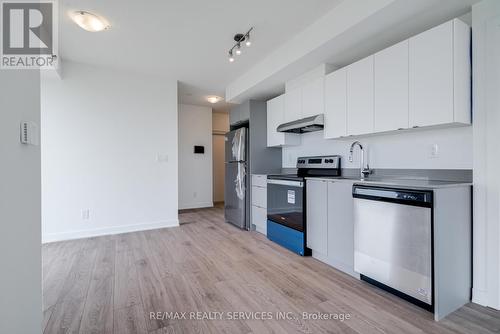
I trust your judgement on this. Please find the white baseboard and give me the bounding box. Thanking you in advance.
[42,219,179,243]
[472,288,491,307]
[179,202,214,210]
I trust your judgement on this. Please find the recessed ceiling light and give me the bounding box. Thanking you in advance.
[71,11,110,32]
[207,96,222,104]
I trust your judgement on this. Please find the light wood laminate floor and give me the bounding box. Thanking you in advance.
[43,206,500,334]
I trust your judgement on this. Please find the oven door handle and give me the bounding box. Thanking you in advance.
[267,179,304,187]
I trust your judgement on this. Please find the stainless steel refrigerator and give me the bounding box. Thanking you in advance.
[224,127,249,230]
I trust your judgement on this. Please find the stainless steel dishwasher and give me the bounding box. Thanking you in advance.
[353,185,433,311]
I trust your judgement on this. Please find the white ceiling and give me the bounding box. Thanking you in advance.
[59,0,343,112]
[226,0,478,104]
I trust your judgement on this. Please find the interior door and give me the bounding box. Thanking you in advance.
[213,134,225,202]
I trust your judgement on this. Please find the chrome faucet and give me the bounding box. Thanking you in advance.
[348,141,371,180]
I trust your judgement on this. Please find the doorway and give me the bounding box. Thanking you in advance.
[212,112,229,207]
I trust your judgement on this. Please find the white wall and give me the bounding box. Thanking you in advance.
[178,104,213,209]
[212,112,229,202]
[472,0,500,310]
[282,126,472,170]
[41,61,179,242]
[0,71,42,333]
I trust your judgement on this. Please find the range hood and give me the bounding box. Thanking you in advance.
[277,114,324,133]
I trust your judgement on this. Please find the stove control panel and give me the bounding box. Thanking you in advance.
[296,155,340,169]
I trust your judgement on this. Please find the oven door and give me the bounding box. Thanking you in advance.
[267,179,304,232]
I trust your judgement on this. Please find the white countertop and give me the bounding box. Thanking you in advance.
[304,176,472,190]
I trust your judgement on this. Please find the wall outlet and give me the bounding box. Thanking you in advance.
[81,209,90,220]
[430,144,439,158]
[156,154,169,163]
[193,192,197,198]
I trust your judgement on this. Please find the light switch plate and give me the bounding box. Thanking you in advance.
[430,144,439,158]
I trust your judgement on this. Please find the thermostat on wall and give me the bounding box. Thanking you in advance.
[20,121,39,146]
[194,146,205,154]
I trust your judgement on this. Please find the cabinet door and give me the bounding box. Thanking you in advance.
[324,68,347,139]
[251,205,267,235]
[409,21,454,127]
[284,87,302,122]
[306,179,328,255]
[302,77,324,118]
[327,181,355,273]
[347,56,374,135]
[251,186,266,208]
[266,95,285,147]
[374,40,409,132]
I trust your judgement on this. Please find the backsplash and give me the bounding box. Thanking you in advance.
[282,126,472,169]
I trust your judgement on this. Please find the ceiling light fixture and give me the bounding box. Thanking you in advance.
[207,96,222,104]
[227,27,253,63]
[71,11,110,32]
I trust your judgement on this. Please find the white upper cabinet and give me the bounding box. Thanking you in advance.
[266,95,300,147]
[374,40,409,132]
[347,56,374,136]
[302,77,325,118]
[267,95,284,147]
[284,87,302,123]
[267,19,470,140]
[324,68,347,139]
[409,19,471,127]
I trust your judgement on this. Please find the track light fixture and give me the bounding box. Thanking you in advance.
[228,50,235,62]
[228,27,253,63]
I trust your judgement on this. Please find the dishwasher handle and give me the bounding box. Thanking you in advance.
[352,185,432,208]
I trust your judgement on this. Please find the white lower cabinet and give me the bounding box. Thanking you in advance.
[327,181,357,277]
[251,174,267,235]
[306,180,328,256]
[251,205,267,235]
[306,179,358,278]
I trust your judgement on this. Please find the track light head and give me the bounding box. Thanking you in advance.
[245,35,251,47]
